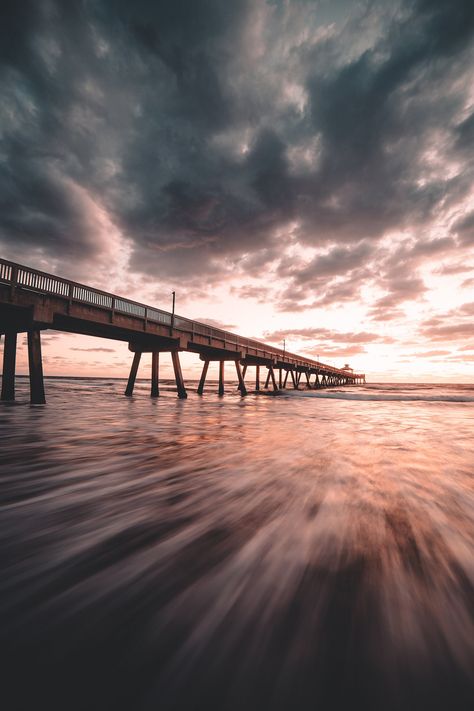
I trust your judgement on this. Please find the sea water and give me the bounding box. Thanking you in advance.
[1,379,473,710]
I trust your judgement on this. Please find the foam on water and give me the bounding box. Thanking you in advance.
[281,389,474,402]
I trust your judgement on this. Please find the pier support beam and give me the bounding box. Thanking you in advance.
[197,360,209,395]
[125,351,142,396]
[171,351,187,399]
[264,369,271,389]
[283,370,289,388]
[256,365,260,391]
[265,365,278,391]
[218,360,225,396]
[290,369,297,389]
[238,363,247,392]
[27,330,46,404]
[235,361,247,396]
[151,352,159,397]
[270,366,278,391]
[1,332,17,401]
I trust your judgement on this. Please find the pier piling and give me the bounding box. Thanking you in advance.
[151,352,159,397]
[218,361,225,396]
[27,330,46,404]
[125,352,141,396]
[235,360,247,396]
[197,360,209,395]
[1,332,17,401]
[171,351,187,399]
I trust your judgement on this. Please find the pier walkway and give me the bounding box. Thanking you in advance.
[0,258,365,403]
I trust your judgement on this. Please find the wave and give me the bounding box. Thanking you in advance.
[280,390,474,403]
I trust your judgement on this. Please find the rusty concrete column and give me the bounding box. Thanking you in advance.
[1,332,17,401]
[27,330,46,404]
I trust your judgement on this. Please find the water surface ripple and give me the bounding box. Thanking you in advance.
[1,380,473,710]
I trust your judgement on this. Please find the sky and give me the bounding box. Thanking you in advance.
[1,0,474,382]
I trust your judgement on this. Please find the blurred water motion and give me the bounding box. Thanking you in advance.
[1,379,473,710]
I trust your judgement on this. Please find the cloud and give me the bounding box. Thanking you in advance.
[230,284,273,302]
[420,323,474,341]
[0,0,473,287]
[407,349,451,357]
[453,211,474,246]
[458,302,474,316]
[264,328,395,345]
[292,242,372,284]
[305,345,367,358]
[194,317,237,331]
[1,0,474,388]
[435,263,474,276]
[71,347,116,353]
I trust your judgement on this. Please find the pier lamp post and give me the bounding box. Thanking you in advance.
[283,338,286,360]
[171,291,176,329]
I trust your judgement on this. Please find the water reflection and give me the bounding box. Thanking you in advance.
[0,379,473,710]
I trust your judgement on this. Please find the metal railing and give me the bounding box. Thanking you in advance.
[0,258,363,377]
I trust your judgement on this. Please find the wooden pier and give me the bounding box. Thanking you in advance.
[0,258,365,403]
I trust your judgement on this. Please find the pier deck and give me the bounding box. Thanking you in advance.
[0,258,365,403]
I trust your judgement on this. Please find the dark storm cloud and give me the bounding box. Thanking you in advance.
[0,0,473,296]
[453,211,474,246]
[292,242,372,283]
[362,236,459,320]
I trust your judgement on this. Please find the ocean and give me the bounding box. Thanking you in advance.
[1,379,473,710]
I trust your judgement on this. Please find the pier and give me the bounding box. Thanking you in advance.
[0,258,365,403]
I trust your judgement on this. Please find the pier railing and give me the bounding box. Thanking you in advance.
[0,258,360,375]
